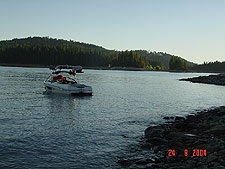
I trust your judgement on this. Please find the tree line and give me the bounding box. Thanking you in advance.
[0,37,200,71]
[0,37,163,69]
[191,61,225,72]
[169,56,225,73]
[169,56,189,71]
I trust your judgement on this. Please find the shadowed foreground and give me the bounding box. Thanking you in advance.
[118,107,225,168]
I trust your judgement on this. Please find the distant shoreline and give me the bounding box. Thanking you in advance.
[0,63,49,68]
[0,63,162,71]
[0,63,221,73]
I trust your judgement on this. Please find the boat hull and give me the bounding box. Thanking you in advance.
[44,81,92,95]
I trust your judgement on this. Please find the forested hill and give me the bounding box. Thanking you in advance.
[0,37,108,52]
[134,50,195,68]
[191,61,225,73]
[0,37,194,69]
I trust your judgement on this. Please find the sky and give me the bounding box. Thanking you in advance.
[0,0,225,63]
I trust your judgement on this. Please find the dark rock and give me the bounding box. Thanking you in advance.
[209,162,220,167]
[163,116,170,120]
[205,125,225,135]
[163,116,174,120]
[148,137,167,145]
[180,74,225,86]
[173,122,185,130]
[216,110,225,116]
[216,166,225,169]
[140,143,152,149]
[207,145,221,153]
[196,143,221,153]
[198,165,208,169]
[175,116,185,121]
[151,164,164,168]
[145,126,165,139]
[197,123,211,131]
[207,153,217,163]
[135,159,153,165]
[166,131,184,140]
[216,149,225,156]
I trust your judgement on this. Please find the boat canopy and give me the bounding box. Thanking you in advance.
[49,65,83,73]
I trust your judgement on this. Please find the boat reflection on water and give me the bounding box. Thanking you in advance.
[44,93,92,130]
[45,93,91,112]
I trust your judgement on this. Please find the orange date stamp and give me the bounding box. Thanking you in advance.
[168,149,207,157]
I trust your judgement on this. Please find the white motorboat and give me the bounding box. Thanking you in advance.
[44,65,92,95]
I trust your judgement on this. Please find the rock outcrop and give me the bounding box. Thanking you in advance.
[118,107,225,168]
[180,74,225,86]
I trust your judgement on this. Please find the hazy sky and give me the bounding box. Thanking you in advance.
[0,0,225,63]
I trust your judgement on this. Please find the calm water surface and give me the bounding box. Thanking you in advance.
[0,66,225,168]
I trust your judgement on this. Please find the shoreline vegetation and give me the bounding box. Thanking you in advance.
[1,37,225,72]
[0,37,183,71]
[0,63,169,71]
[0,63,166,71]
[0,63,223,73]
[0,63,168,71]
[118,106,225,168]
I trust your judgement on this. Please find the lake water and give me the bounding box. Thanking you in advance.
[0,66,225,168]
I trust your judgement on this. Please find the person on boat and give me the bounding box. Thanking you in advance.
[69,70,76,76]
[53,75,67,83]
[53,75,63,82]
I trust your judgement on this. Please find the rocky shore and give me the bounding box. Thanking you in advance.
[118,106,225,168]
[180,74,225,86]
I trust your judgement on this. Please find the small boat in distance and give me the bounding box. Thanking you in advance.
[44,65,92,95]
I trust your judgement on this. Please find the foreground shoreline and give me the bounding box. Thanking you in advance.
[119,106,225,168]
